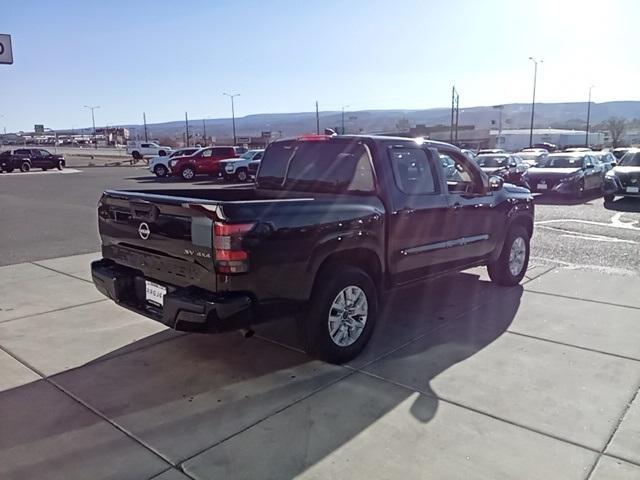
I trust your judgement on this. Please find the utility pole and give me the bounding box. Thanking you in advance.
[454,95,460,143]
[143,112,148,142]
[202,118,207,145]
[315,100,320,134]
[450,86,459,142]
[84,105,100,149]
[585,85,595,147]
[341,105,349,134]
[528,57,542,147]
[184,112,190,147]
[493,105,504,147]
[223,92,240,145]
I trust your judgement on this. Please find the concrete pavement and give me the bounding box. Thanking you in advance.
[0,253,639,479]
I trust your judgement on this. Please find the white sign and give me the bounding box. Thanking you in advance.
[0,34,13,65]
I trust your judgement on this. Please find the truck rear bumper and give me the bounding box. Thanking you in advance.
[91,259,254,332]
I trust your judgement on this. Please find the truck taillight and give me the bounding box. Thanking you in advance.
[213,222,255,273]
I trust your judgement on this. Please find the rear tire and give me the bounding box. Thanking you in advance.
[299,265,378,364]
[20,162,30,173]
[154,164,168,177]
[181,166,195,181]
[604,193,615,202]
[132,151,142,161]
[487,225,530,286]
[4,167,14,173]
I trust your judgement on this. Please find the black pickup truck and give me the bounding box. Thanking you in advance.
[0,148,65,172]
[92,135,534,363]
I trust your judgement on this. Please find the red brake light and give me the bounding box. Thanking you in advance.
[213,222,255,274]
[297,134,331,142]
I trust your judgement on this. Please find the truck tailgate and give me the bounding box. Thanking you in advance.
[98,190,217,291]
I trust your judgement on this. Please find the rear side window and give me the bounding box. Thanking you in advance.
[258,139,375,193]
[389,147,436,194]
[213,148,235,157]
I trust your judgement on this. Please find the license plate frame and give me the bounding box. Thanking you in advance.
[145,280,166,307]
[537,183,548,190]
[626,186,639,193]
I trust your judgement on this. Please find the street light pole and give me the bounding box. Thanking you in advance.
[315,100,320,134]
[341,105,349,134]
[223,93,240,145]
[528,57,542,148]
[202,118,207,145]
[84,105,100,149]
[143,112,148,142]
[585,85,595,147]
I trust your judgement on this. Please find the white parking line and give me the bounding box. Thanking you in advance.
[536,225,639,244]
[0,168,81,177]
[536,213,640,232]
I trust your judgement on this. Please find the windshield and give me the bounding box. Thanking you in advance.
[519,153,543,161]
[538,155,584,168]
[619,151,640,166]
[240,151,257,159]
[476,155,508,167]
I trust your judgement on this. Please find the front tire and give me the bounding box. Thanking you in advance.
[57,160,64,170]
[604,193,615,202]
[299,265,378,364]
[236,168,248,182]
[20,162,30,173]
[181,166,195,181]
[132,151,142,161]
[154,164,168,177]
[487,225,530,286]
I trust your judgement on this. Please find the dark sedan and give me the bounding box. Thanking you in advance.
[474,154,530,188]
[526,153,604,197]
[603,149,640,202]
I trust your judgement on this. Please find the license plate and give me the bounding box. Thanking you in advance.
[537,183,547,190]
[626,186,639,193]
[145,281,166,306]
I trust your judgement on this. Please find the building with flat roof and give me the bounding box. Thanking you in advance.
[492,128,605,151]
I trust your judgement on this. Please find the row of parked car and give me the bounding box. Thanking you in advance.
[460,146,640,202]
[148,146,264,182]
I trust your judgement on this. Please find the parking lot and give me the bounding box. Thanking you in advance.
[1,167,640,479]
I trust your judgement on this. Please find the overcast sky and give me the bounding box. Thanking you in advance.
[2,0,639,131]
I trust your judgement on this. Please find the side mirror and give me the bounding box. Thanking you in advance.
[611,161,617,167]
[488,175,504,191]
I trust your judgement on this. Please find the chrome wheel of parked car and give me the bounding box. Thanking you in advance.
[57,160,64,170]
[20,162,30,172]
[154,165,168,177]
[181,167,195,181]
[509,236,527,276]
[236,169,248,182]
[328,286,368,347]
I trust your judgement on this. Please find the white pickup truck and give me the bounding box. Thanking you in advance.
[126,141,173,160]
[218,149,265,182]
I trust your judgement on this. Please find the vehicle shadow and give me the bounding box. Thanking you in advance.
[533,190,602,206]
[603,197,640,213]
[0,273,522,478]
[125,175,227,185]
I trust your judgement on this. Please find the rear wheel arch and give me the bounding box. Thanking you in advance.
[312,248,383,299]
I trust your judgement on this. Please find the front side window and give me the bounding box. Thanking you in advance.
[439,149,480,194]
[389,147,435,195]
[199,148,213,158]
[39,149,50,157]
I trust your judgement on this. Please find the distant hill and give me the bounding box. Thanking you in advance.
[118,101,640,139]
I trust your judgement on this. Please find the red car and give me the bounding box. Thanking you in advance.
[169,146,242,180]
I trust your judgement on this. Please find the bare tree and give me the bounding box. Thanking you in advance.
[605,117,627,148]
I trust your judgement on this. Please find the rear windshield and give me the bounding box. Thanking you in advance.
[476,155,508,167]
[619,152,640,167]
[538,155,584,168]
[257,139,375,193]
